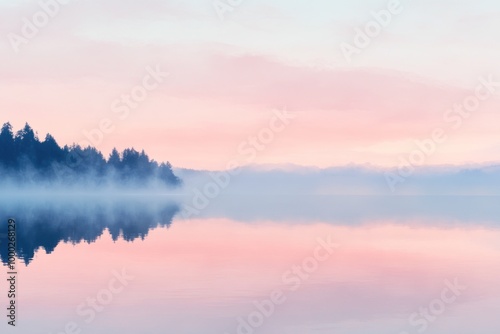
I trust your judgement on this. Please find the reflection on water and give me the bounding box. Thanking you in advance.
[0,196,499,334]
[0,199,180,265]
[3,195,499,266]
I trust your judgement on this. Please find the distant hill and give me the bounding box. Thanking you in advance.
[0,122,181,188]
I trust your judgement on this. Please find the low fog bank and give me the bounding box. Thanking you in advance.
[3,163,500,196]
[0,160,182,192]
[175,164,500,196]
[0,177,183,195]
[176,194,500,226]
[173,164,500,225]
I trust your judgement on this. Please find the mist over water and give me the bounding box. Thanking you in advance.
[2,194,499,266]
[2,0,499,331]
[2,150,500,334]
[176,165,500,196]
[1,194,499,334]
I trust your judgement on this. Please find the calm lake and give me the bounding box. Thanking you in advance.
[1,195,499,334]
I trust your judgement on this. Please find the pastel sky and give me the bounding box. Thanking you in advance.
[1,0,500,169]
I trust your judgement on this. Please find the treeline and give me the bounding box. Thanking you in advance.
[0,122,180,187]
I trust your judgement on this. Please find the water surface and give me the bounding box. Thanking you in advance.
[1,196,499,333]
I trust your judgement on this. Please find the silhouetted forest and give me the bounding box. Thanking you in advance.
[0,122,180,187]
